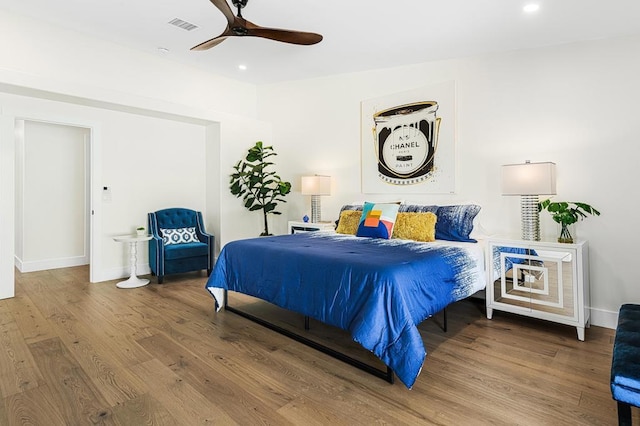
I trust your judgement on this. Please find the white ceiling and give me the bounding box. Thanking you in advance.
[2,0,640,85]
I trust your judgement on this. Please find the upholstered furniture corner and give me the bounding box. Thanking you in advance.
[611,304,640,425]
[148,208,214,284]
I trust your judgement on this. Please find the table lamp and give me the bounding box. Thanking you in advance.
[501,161,556,241]
[301,175,331,223]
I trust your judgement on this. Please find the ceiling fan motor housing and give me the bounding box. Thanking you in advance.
[232,26,249,36]
[232,0,248,9]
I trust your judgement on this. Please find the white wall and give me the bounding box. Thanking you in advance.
[0,114,15,299]
[257,34,640,328]
[0,9,257,119]
[0,8,272,298]
[2,93,208,281]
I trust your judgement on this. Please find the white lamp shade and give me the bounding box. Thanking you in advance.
[301,175,331,195]
[501,162,557,195]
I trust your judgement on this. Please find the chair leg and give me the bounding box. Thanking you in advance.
[618,401,632,426]
[207,268,212,277]
[158,276,164,284]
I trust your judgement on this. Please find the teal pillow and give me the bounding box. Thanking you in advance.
[356,202,400,239]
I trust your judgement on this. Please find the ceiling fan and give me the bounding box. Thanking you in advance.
[191,0,323,51]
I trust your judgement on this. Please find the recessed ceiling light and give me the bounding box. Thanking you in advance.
[238,64,247,71]
[523,4,540,13]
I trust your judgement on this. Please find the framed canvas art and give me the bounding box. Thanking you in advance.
[361,81,456,194]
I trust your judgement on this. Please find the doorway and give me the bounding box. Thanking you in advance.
[14,120,91,274]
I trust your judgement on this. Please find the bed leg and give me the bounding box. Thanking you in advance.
[443,308,448,333]
[304,316,310,330]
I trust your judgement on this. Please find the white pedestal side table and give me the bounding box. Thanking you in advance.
[113,234,153,289]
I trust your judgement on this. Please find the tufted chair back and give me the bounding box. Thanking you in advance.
[150,208,201,233]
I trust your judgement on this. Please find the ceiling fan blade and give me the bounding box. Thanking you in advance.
[191,35,229,51]
[192,1,323,50]
[208,0,236,24]
[247,25,323,45]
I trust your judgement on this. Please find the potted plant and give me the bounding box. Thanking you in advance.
[136,226,146,236]
[538,199,600,243]
[230,141,292,236]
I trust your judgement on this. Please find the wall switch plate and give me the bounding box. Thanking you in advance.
[102,186,112,202]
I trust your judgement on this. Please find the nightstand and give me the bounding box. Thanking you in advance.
[486,237,590,341]
[288,221,335,234]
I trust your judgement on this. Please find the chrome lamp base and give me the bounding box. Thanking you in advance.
[310,195,322,223]
[520,195,540,241]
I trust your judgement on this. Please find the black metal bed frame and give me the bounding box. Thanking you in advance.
[225,293,448,385]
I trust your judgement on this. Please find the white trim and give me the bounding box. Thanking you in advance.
[0,114,16,299]
[2,106,102,284]
[590,307,618,330]
[16,255,89,273]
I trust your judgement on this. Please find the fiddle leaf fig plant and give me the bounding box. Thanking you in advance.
[230,141,292,236]
[538,199,600,243]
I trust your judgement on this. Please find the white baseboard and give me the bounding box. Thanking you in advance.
[590,307,618,330]
[15,255,89,273]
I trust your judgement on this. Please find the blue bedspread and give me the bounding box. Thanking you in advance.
[205,232,485,388]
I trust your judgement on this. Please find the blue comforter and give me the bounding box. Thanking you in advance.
[205,232,484,388]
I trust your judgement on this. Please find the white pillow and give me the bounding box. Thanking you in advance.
[161,227,199,245]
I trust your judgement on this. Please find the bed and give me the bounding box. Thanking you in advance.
[205,203,486,388]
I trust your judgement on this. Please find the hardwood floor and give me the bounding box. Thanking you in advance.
[0,265,627,425]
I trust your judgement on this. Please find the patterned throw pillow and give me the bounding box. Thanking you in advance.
[435,205,481,243]
[392,212,437,242]
[355,202,400,239]
[161,227,200,245]
[335,210,362,235]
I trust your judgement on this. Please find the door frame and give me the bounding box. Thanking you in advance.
[8,110,101,283]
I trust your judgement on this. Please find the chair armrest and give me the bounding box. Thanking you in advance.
[194,212,214,242]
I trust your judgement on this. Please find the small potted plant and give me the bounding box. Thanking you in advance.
[136,226,146,237]
[538,199,600,243]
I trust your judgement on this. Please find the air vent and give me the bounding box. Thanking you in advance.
[168,18,198,31]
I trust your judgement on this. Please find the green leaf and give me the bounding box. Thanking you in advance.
[229,141,291,225]
[539,199,600,227]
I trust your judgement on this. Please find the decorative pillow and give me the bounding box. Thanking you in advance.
[434,205,481,243]
[161,227,199,245]
[355,202,400,239]
[392,212,437,242]
[335,210,361,235]
[399,204,438,214]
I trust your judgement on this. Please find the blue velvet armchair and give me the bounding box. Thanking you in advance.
[148,208,215,284]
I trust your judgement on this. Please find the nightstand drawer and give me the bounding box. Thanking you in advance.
[288,221,335,234]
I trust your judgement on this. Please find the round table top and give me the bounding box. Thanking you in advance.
[113,234,153,243]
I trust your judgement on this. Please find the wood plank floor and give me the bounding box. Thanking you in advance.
[0,265,629,425]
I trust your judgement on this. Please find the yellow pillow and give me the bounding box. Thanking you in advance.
[392,212,437,242]
[335,210,361,235]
